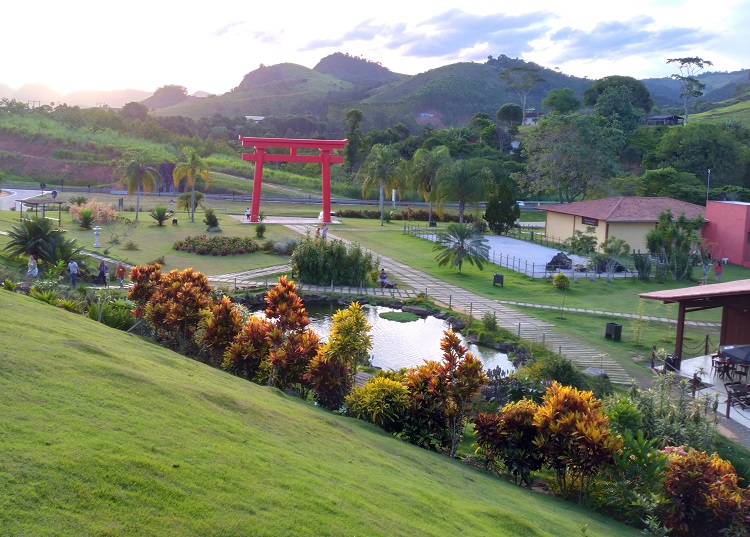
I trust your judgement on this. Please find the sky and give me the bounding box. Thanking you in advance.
[3,0,748,96]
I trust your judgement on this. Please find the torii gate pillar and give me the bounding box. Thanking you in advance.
[239,136,347,223]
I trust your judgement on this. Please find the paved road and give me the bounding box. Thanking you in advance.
[0,189,45,210]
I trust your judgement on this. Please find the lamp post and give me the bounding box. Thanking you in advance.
[706,168,711,202]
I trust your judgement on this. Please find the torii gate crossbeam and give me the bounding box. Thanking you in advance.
[239,136,347,223]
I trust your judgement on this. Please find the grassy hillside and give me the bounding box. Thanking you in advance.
[0,292,642,537]
[692,98,750,128]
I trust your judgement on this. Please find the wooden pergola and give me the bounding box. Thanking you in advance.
[17,198,63,225]
[640,280,750,368]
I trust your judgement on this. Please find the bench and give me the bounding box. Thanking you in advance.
[493,273,504,286]
[378,279,397,289]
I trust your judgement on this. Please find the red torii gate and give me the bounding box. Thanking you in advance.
[239,136,347,223]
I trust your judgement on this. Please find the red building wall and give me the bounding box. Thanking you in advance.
[703,201,750,268]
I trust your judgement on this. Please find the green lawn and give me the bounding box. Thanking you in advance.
[0,292,643,537]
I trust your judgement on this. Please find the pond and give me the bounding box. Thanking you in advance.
[304,304,514,373]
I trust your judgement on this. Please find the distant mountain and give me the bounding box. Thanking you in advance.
[0,83,151,108]
[4,54,747,127]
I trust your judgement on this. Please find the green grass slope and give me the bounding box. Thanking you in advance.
[0,292,641,537]
[693,98,750,128]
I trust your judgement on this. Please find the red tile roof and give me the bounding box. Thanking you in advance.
[542,197,705,222]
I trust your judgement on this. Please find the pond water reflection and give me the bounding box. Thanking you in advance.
[305,304,514,373]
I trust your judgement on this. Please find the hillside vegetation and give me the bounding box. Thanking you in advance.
[0,291,641,537]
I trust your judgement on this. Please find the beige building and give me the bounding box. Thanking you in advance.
[540,197,705,253]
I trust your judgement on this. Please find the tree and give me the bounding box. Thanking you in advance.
[583,75,653,112]
[542,88,581,114]
[433,222,490,274]
[594,86,643,132]
[600,236,630,282]
[409,145,451,224]
[645,209,705,280]
[434,158,491,223]
[499,66,544,125]
[515,113,623,202]
[357,144,402,226]
[116,152,161,222]
[496,103,523,128]
[120,102,149,121]
[483,179,520,234]
[667,56,713,124]
[173,147,210,223]
[647,123,750,187]
[344,108,365,172]
[3,217,60,259]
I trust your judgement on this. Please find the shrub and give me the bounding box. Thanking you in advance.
[123,241,139,250]
[173,235,258,256]
[345,377,409,433]
[69,198,116,225]
[203,208,220,230]
[68,195,88,206]
[87,297,137,330]
[255,223,266,238]
[291,236,377,286]
[552,273,570,290]
[77,208,94,229]
[660,446,750,537]
[482,311,498,332]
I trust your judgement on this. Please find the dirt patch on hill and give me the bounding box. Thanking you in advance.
[0,133,116,185]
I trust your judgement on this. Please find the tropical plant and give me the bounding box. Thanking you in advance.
[533,382,620,502]
[345,377,409,433]
[305,301,371,409]
[434,159,492,223]
[409,145,451,224]
[77,208,94,229]
[173,146,210,223]
[660,445,750,537]
[474,399,543,485]
[223,316,273,383]
[291,236,377,286]
[149,205,170,226]
[176,191,204,212]
[3,217,58,259]
[600,236,630,282]
[433,222,490,274]
[552,273,570,290]
[143,267,213,349]
[357,143,402,226]
[115,152,161,222]
[255,223,266,238]
[68,195,88,206]
[127,263,163,318]
[196,295,245,367]
[68,199,116,225]
[645,209,704,280]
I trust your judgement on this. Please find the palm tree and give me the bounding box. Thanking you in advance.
[435,158,492,223]
[357,144,402,226]
[173,147,210,223]
[3,217,58,259]
[116,152,161,222]
[433,222,490,274]
[410,145,451,224]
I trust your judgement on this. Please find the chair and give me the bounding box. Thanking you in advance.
[734,363,749,384]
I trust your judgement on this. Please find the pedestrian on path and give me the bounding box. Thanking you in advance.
[116,262,127,288]
[26,255,38,284]
[97,261,109,288]
[321,223,328,238]
[245,207,251,221]
[714,261,723,283]
[67,259,78,286]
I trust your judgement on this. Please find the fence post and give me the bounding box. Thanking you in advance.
[449,295,452,309]
[542,333,545,345]
[705,334,710,355]
[518,323,521,337]
[469,303,473,318]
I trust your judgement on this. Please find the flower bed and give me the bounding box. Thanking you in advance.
[173,235,259,256]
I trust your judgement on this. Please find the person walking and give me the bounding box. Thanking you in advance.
[320,223,328,238]
[714,261,724,283]
[97,261,110,288]
[116,262,127,288]
[245,207,251,221]
[26,255,38,284]
[67,259,78,286]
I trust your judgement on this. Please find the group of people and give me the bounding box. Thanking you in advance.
[63,259,127,288]
[315,223,328,238]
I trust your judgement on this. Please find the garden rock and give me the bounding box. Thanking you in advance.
[546,252,572,270]
[402,305,431,318]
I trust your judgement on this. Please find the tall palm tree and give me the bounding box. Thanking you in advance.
[410,145,451,224]
[433,222,490,274]
[116,152,161,222]
[357,144,402,226]
[435,158,492,223]
[173,147,210,223]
